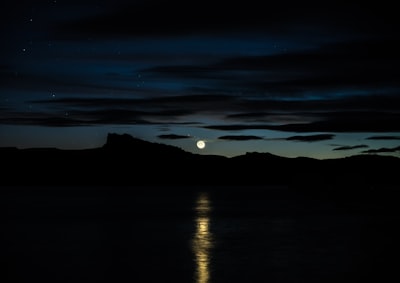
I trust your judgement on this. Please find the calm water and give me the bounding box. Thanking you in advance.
[1,186,400,283]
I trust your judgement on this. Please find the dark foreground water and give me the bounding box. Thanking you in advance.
[1,186,400,283]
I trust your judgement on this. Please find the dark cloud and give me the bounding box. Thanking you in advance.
[3,95,229,127]
[71,109,151,125]
[1,94,392,133]
[57,1,296,38]
[31,94,400,132]
[56,1,398,37]
[218,135,264,141]
[0,105,206,127]
[0,70,141,95]
[30,95,233,120]
[204,115,400,133]
[143,39,400,98]
[158,134,191,140]
[0,111,90,127]
[0,109,155,127]
[333,145,369,151]
[286,134,334,142]
[366,136,400,140]
[362,146,400,154]
[226,112,273,120]
[34,95,235,109]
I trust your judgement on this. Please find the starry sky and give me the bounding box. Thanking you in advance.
[1,0,400,158]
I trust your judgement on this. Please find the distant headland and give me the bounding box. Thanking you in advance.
[1,133,399,187]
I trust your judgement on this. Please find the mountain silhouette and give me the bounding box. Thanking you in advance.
[2,133,399,187]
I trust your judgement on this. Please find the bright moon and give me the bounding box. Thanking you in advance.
[196,140,206,149]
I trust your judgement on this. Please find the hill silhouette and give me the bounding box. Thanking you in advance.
[1,133,399,187]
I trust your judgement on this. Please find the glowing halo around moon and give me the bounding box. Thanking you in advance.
[196,140,206,149]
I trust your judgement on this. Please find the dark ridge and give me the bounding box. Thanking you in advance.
[1,133,399,188]
[0,147,18,151]
[103,133,189,156]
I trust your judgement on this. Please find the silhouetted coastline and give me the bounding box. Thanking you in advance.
[1,133,399,188]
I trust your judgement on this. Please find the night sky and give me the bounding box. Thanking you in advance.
[1,0,400,158]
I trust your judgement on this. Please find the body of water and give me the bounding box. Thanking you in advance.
[1,186,400,282]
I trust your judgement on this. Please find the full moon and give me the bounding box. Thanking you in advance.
[196,140,206,149]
